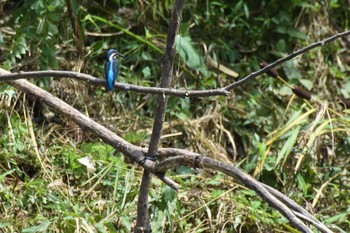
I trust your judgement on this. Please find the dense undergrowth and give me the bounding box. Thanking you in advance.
[1,0,350,232]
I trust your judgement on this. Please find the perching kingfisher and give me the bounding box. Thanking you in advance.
[104,49,125,91]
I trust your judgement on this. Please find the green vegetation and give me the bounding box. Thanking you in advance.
[1,0,350,232]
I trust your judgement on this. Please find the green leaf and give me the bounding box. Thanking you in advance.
[276,126,300,166]
[95,222,108,233]
[162,186,177,203]
[175,35,208,76]
[0,169,16,183]
[264,156,276,171]
[275,26,288,34]
[299,79,313,90]
[124,131,147,144]
[279,86,292,96]
[120,216,132,231]
[48,22,59,35]
[324,209,350,224]
[330,1,340,8]
[176,111,189,121]
[340,82,350,97]
[283,60,302,80]
[240,190,256,197]
[152,210,166,232]
[259,142,266,158]
[37,18,45,34]
[297,173,308,195]
[211,189,224,198]
[104,221,119,233]
[288,29,308,40]
[251,200,262,209]
[142,66,151,78]
[47,4,56,12]
[31,1,44,11]
[243,3,249,19]
[178,166,195,175]
[293,1,317,10]
[22,220,51,233]
[276,39,287,53]
[0,222,11,228]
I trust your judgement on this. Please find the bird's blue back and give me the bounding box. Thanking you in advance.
[104,55,120,91]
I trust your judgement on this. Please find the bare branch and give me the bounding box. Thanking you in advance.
[0,29,349,102]
[1,29,349,101]
[2,19,348,233]
[261,184,332,233]
[154,153,331,233]
[0,67,332,232]
[136,1,185,232]
[135,170,152,232]
[0,68,180,190]
[156,147,333,233]
[224,29,350,91]
[147,0,185,156]
[0,71,229,97]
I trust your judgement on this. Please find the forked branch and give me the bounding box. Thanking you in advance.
[1,68,332,232]
[2,16,347,233]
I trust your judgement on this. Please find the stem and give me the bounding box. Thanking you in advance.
[135,1,185,232]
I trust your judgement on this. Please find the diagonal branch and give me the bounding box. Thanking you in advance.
[154,152,332,233]
[261,184,332,233]
[0,68,177,190]
[156,148,332,232]
[224,29,350,91]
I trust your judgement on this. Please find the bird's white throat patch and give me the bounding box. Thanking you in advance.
[109,53,117,61]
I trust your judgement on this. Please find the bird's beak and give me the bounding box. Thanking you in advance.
[111,52,126,59]
[117,53,125,58]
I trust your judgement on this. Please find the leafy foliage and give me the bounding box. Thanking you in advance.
[1,0,350,232]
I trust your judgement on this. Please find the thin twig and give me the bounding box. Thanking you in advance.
[224,29,350,91]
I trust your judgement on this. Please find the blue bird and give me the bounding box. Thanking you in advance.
[104,49,125,91]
